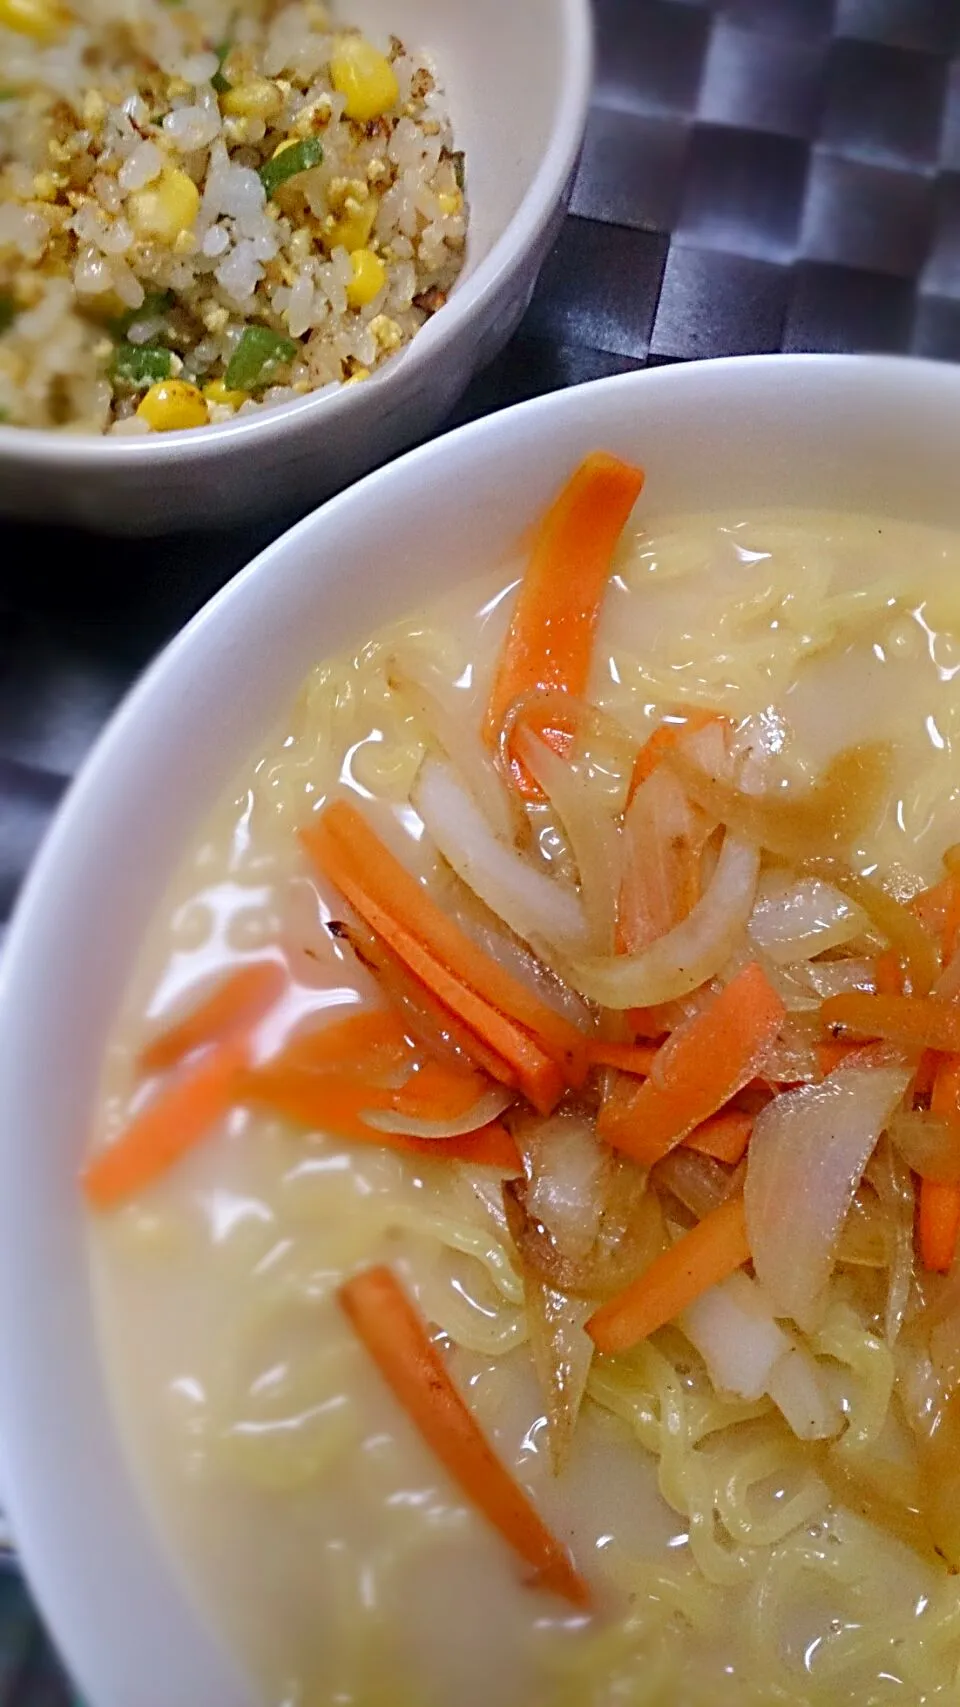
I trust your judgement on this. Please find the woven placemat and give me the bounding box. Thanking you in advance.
[1,0,959,1696]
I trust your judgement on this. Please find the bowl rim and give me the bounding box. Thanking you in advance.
[0,0,593,468]
[5,350,960,1705]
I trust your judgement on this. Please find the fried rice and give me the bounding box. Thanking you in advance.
[0,0,468,433]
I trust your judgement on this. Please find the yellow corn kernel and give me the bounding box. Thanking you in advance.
[137,380,208,432]
[346,247,386,309]
[203,378,247,410]
[326,194,378,254]
[437,189,462,217]
[330,35,399,123]
[128,168,200,245]
[222,77,282,121]
[0,0,65,39]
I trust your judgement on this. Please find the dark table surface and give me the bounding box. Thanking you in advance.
[3,0,960,1697]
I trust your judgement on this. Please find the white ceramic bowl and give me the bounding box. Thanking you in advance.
[0,0,592,533]
[3,354,960,1707]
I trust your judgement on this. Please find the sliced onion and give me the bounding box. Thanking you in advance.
[654,1147,736,1221]
[364,1084,514,1140]
[869,1136,915,1346]
[800,857,938,996]
[619,764,712,954]
[667,742,889,862]
[413,757,589,956]
[803,958,877,1000]
[524,1114,607,1260]
[517,729,622,954]
[681,1271,792,1401]
[387,656,516,841]
[503,1137,661,1301]
[447,888,594,1031]
[526,1280,594,1477]
[748,873,866,965]
[745,1062,911,1331]
[560,833,759,1009]
[889,1109,960,1183]
[766,1346,841,1440]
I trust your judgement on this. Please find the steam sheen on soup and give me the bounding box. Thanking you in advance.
[89,469,960,1707]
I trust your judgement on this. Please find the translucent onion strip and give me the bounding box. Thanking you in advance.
[745,1062,911,1331]
[748,872,866,965]
[517,729,622,954]
[667,742,889,862]
[387,657,516,842]
[364,1084,514,1140]
[413,757,589,955]
[561,834,760,1010]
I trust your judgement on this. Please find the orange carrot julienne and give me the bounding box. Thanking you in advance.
[340,925,521,1090]
[628,710,723,800]
[585,1040,659,1075]
[340,1266,589,1605]
[821,993,960,1055]
[913,871,960,964]
[684,1109,753,1166]
[874,951,903,998]
[303,803,586,1105]
[919,1178,960,1272]
[587,1198,751,1355]
[920,1056,960,1271]
[597,963,785,1168]
[815,1039,864,1078]
[483,452,645,795]
[279,1008,411,1074]
[83,1042,244,1209]
[139,961,286,1074]
[243,1065,523,1170]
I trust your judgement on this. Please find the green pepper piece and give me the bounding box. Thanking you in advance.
[451,150,465,191]
[211,38,231,94]
[224,324,297,390]
[111,343,175,387]
[0,296,16,334]
[108,290,172,338]
[258,135,324,198]
[0,88,19,101]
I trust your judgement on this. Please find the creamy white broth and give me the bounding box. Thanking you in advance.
[91,508,960,1707]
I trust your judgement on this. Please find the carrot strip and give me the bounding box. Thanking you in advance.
[684,1110,753,1166]
[919,1179,960,1273]
[338,922,521,1089]
[139,961,285,1073]
[913,871,960,963]
[304,804,586,1105]
[585,1040,659,1075]
[587,1198,751,1355]
[340,1266,589,1605]
[280,1008,411,1074]
[597,963,785,1167]
[628,710,723,799]
[243,1066,522,1170]
[483,452,645,795]
[83,1043,244,1209]
[874,951,904,998]
[821,993,960,1055]
[919,1056,960,1271]
[815,1039,864,1078]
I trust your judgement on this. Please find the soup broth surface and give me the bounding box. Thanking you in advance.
[92,508,960,1707]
